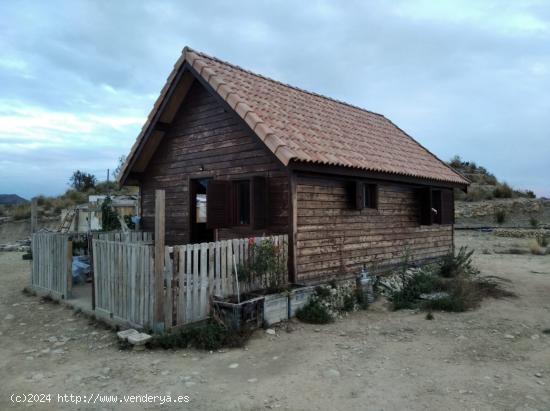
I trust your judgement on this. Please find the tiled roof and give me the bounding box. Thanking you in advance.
[120,47,468,186]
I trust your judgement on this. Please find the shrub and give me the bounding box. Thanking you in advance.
[529,240,545,255]
[391,247,512,312]
[530,217,539,228]
[439,247,478,278]
[390,270,440,310]
[493,183,513,198]
[537,236,548,248]
[526,190,536,199]
[148,318,251,350]
[495,210,506,224]
[237,239,286,291]
[101,197,121,231]
[12,203,31,220]
[296,299,333,324]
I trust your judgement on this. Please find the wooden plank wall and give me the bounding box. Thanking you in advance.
[168,234,288,327]
[92,240,155,328]
[295,175,453,283]
[31,232,71,299]
[139,81,288,245]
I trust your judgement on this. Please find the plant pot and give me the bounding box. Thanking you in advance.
[259,291,289,326]
[288,285,316,318]
[212,294,265,331]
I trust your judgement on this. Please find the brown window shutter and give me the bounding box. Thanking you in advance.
[355,180,365,210]
[417,187,432,225]
[440,189,454,225]
[252,176,268,229]
[207,180,231,229]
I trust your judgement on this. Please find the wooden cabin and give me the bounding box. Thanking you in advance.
[119,47,469,284]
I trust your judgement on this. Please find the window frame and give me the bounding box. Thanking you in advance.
[352,180,378,210]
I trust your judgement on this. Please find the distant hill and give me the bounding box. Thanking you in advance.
[0,194,28,205]
[447,156,535,202]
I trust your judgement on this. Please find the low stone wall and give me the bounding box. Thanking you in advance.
[455,198,550,228]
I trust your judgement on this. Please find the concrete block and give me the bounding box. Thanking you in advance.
[117,329,139,341]
[128,332,152,346]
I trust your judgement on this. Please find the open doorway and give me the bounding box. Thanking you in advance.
[190,178,213,243]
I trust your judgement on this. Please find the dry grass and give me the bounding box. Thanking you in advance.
[529,240,546,255]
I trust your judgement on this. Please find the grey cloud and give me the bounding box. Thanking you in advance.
[0,0,548,198]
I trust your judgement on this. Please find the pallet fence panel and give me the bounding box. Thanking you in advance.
[92,239,155,328]
[30,232,70,299]
[169,234,288,327]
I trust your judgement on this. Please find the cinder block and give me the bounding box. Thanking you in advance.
[117,329,139,341]
[128,332,152,346]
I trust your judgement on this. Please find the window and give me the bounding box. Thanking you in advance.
[206,176,267,229]
[194,179,209,224]
[431,190,442,224]
[418,187,454,225]
[350,181,378,210]
[233,180,250,225]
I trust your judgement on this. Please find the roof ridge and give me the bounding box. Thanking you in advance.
[184,47,386,120]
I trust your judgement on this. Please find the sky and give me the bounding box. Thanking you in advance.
[1,0,549,199]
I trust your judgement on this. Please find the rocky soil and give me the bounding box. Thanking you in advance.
[1,231,549,410]
[456,198,550,228]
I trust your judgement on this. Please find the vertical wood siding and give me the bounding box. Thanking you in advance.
[295,175,453,283]
[140,81,288,244]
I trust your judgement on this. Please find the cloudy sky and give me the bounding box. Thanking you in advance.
[1,0,549,199]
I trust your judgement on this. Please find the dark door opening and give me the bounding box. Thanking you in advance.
[190,178,214,243]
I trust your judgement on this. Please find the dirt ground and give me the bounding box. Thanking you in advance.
[1,230,549,410]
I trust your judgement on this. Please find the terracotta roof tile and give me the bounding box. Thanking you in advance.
[120,47,468,186]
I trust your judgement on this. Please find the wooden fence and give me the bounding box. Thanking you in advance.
[92,240,155,328]
[31,230,287,331]
[31,232,72,299]
[91,234,288,330]
[167,235,288,327]
[93,231,153,242]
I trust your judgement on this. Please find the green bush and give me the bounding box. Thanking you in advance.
[495,210,506,224]
[530,217,539,228]
[390,247,511,313]
[493,183,513,198]
[12,203,31,220]
[148,318,250,350]
[101,197,121,231]
[296,299,333,324]
[237,239,286,291]
[440,247,478,278]
[390,270,441,310]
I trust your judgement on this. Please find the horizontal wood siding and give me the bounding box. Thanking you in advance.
[295,175,453,283]
[140,81,288,244]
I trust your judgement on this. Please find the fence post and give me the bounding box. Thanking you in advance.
[154,190,165,332]
[31,197,38,235]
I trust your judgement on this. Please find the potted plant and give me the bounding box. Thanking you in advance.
[239,238,290,326]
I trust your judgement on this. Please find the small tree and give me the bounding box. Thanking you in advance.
[69,170,97,192]
[114,155,126,180]
[101,197,121,231]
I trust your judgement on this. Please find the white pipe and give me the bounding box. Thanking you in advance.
[233,253,241,304]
